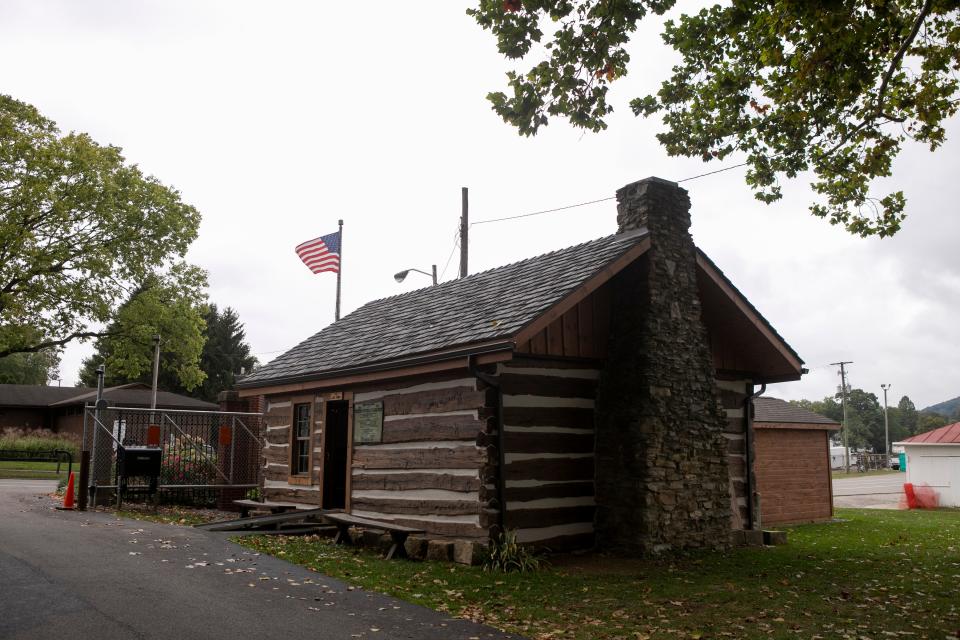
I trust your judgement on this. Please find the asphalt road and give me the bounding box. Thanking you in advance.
[0,481,518,640]
[832,473,906,509]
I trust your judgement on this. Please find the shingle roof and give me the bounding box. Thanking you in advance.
[897,422,960,445]
[0,383,217,410]
[48,386,218,410]
[754,396,839,425]
[0,385,95,407]
[239,231,649,387]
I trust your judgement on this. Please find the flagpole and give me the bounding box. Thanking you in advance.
[335,219,343,321]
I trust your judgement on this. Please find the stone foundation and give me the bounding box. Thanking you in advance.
[594,177,732,554]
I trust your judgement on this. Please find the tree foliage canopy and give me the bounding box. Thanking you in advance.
[79,303,256,401]
[0,350,60,385]
[0,94,205,359]
[793,390,946,452]
[77,271,208,391]
[470,0,960,237]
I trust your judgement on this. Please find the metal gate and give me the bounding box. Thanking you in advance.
[82,406,262,506]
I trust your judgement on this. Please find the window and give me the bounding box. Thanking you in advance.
[292,403,311,475]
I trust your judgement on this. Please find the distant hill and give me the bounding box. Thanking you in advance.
[922,396,960,418]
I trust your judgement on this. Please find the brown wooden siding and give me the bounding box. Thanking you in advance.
[515,285,611,359]
[754,427,833,525]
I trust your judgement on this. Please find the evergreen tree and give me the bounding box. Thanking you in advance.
[79,303,256,402]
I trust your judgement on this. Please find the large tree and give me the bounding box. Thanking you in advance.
[0,94,206,363]
[470,1,960,237]
[0,350,60,385]
[79,303,256,402]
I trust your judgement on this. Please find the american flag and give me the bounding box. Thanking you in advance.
[295,230,341,274]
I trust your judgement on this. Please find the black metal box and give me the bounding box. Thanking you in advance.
[118,445,162,478]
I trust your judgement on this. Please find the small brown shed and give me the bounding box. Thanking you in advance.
[752,397,840,526]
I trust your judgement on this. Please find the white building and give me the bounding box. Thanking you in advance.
[894,422,960,508]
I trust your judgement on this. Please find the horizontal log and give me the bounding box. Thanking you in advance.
[382,414,484,444]
[383,387,487,416]
[524,531,594,552]
[350,513,487,539]
[262,447,289,464]
[504,456,594,482]
[505,432,594,455]
[505,505,595,529]
[263,487,320,503]
[353,445,484,470]
[264,430,290,446]
[264,467,289,481]
[504,481,594,503]
[500,374,596,399]
[352,371,472,395]
[502,407,594,429]
[351,497,479,517]
[506,357,600,370]
[351,472,480,492]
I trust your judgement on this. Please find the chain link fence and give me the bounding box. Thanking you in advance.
[82,406,262,507]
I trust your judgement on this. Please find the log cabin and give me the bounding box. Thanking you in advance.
[236,177,806,554]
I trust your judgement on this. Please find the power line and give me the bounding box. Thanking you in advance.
[676,162,748,183]
[437,225,461,282]
[471,196,615,226]
[470,162,750,227]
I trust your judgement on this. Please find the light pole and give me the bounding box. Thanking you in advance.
[881,383,891,466]
[394,265,438,286]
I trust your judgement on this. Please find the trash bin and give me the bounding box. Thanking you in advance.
[898,452,906,473]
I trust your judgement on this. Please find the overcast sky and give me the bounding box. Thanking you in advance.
[3,1,958,409]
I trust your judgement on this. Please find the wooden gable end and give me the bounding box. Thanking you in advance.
[515,283,612,359]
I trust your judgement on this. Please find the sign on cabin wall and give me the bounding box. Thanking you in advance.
[353,400,383,444]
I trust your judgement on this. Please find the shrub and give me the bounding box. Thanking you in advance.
[159,434,218,486]
[0,427,80,457]
[483,530,546,573]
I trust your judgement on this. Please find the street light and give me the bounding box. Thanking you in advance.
[881,383,891,466]
[394,265,437,286]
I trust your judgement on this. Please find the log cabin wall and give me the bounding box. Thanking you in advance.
[261,394,325,503]
[349,375,492,540]
[500,358,600,550]
[716,379,752,530]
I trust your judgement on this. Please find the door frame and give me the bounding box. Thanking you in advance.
[319,391,353,512]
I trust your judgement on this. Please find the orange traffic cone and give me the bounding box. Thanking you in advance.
[60,472,76,510]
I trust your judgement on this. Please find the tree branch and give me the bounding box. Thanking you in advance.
[0,331,111,360]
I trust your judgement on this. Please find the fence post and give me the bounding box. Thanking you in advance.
[78,450,90,511]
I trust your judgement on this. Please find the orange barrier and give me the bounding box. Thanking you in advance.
[61,471,76,510]
[903,482,939,509]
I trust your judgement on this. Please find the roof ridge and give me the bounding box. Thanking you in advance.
[350,232,623,311]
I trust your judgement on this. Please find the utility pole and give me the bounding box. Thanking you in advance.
[881,383,891,466]
[150,334,161,413]
[459,187,468,279]
[831,361,853,473]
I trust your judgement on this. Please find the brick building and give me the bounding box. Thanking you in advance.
[752,396,840,525]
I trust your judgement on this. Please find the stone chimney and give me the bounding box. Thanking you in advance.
[594,177,731,553]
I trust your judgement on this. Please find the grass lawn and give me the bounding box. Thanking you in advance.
[831,469,902,480]
[235,509,960,639]
[0,460,71,479]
